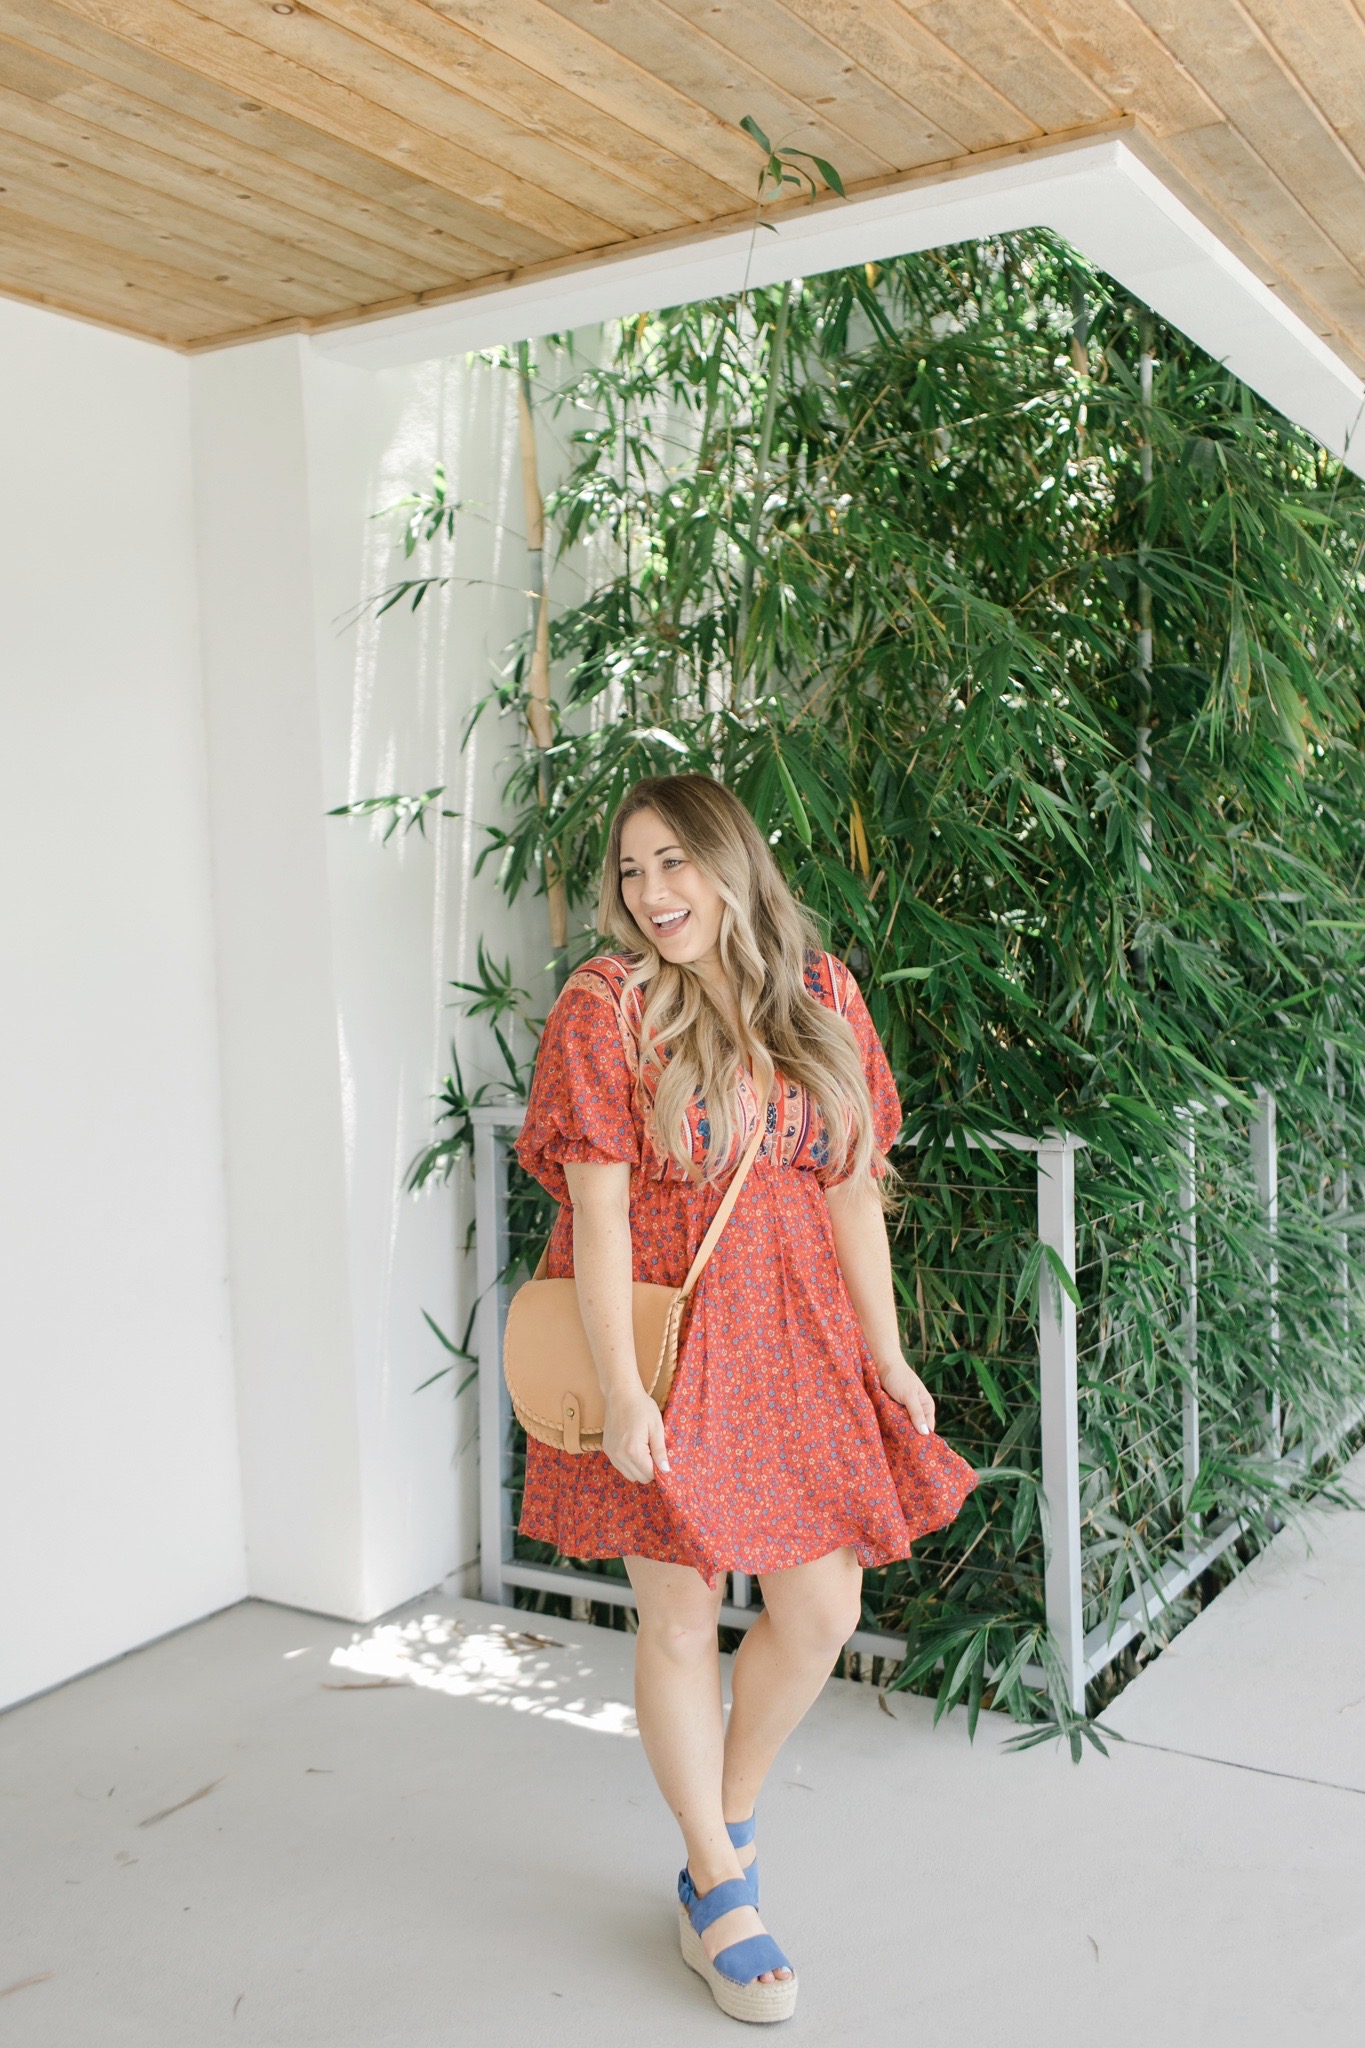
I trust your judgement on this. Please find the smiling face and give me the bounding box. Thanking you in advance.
[617,806,726,969]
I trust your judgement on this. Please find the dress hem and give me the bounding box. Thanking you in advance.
[517,1482,976,1589]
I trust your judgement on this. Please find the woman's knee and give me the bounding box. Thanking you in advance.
[763,1557,862,1657]
[795,1591,862,1658]
[627,1560,721,1662]
[637,1602,720,1664]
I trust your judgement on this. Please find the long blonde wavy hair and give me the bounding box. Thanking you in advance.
[597,774,894,1197]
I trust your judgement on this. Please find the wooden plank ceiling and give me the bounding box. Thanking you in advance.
[0,0,1363,370]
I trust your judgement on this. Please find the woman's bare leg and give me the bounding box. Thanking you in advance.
[722,1546,863,1825]
[625,1554,790,1982]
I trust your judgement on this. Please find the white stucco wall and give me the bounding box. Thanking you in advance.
[0,298,246,1709]
[304,347,563,1617]
[193,337,558,1625]
[1,294,574,1704]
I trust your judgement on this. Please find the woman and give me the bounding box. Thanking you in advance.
[515,774,976,2024]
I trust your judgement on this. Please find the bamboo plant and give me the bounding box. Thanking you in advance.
[347,230,1365,1741]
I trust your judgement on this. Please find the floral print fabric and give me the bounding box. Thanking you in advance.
[514,950,977,1585]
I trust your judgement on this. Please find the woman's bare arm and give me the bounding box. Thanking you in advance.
[562,1159,669,1483]
[824,1172,935,1434]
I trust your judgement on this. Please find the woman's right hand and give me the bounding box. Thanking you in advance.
[602,1386,670,1484]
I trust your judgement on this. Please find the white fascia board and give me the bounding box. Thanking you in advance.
[316,132,1364,478]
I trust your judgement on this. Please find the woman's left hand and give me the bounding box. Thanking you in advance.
[876,1357,936,1436]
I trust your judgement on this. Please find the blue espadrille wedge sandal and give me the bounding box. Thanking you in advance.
[726,1813,758,1901]
[677,1866,797,2024]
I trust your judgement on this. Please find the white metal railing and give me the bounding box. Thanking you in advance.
[472,1095,1355,1716]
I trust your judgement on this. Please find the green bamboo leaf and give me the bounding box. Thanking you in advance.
[1041,1244,1083,1311]
[990,1631,1038,1705]
[1010,1473,1038,1551]
[772,747,813,845]
[420,1309,463,1356]
[972,1354,1010,1424]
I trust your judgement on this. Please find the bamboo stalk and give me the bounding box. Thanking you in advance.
[516,341,568,961]
[734,280,792,705]
[1135,313,1155,879]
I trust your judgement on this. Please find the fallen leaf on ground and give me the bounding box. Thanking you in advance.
[0,1974,56,2001]
[138,1779,224,1828]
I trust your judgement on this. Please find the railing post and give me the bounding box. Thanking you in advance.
[1250,1089,1281,1457]
[1177,1110,1200,1532]
[474,1110,517,1606]
[1327,1046,1351,1468]
[1037,1136,1085,1716]
[1327,1043,1349,1344]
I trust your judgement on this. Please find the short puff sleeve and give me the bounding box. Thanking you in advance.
[825,957,903,1183]
[514,976,641,1203]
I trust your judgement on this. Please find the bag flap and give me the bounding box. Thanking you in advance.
[503,1278,682,1436]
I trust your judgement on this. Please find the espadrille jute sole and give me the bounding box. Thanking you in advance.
[677,1901,798,2024]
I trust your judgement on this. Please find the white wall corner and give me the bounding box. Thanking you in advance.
[191,335,369,1619]
[293,344,559,1621]
[191,335,537,1625]
[299,347,467,1621]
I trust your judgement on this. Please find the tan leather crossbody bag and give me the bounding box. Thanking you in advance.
[503,1110,766,1454]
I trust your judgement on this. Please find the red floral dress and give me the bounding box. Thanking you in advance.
[514,949,977,1585]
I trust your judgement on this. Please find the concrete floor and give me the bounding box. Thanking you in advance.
[4,1459,1364,2048]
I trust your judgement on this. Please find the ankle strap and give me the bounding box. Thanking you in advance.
[725,1815,756,1848]
[680,1873,753,1934]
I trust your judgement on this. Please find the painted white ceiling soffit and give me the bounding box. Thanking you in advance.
[316,127,1365,481]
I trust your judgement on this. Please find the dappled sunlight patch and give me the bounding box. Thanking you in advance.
[327,1612,637,1737]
